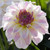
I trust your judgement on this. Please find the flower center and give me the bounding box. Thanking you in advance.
[19,9,34,25]
[24,15,27,18]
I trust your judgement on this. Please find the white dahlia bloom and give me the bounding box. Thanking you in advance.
[0,1,49,49]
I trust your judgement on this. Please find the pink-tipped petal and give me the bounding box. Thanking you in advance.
[38,19,47,24]
[7,27,13,33]
[3,22,14,31]
[37,18,49,27]
[13,25,21,33]
[37,11,46,17]
[29,28,38,37]
[5,24,14,41]
[24,34,31,45]
[33,23,48,35]
[5,31,13,41]
[3,16,12,21]
[32,32,43,45]
[24,1,29,8]
[33,6,41,16]
[33,37,42,45]
[26,2,34,13]
[13,32,20,41]
[6,5,16,12]
[20,28,28,38]
[2,22,9,30]
[15,37,28,49]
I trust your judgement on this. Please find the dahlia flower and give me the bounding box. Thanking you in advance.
[0,1,49,49]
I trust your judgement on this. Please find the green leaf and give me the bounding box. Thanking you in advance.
[31,0,36,2]
[47,2,50,19]
[35,0,49,11]
[8,44,15,50]
[1,28,9,50]
[25,0,30,1]
[25,0,36,2]
[35,0,41,5]
[0,35,5,50]
[40,0,46,10]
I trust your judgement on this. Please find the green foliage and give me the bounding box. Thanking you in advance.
[0,35,5,50]
[47,2,50,18]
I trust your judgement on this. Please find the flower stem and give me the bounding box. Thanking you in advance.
[1,28,9,50]
[45,47,46,50]
[0,35,5,50]
[36,0,38,5]
[31,42,40,50]
[39,0,41,6]
[36,0,41,6]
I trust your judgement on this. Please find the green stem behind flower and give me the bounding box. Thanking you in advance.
[0,35,5,50]
[45,47,46,50]
[1,28,9,50]
[31,42,40,50]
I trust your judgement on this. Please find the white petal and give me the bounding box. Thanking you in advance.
[13,32,20,42]
[6,3,19,16]
[13,24,22,33]
[5,30,13,41]
[19,28,29,38]
[32,22,49,34]
[26,2,34,13]
[18,1,30,10]
[36,11,46,18]
[15,29,31,49]
[24,34,31,45]
[33,6,41,16]
[32,31,43,45]
[2,21,15,31]
[18,2,24,9]
[29,27,38,37]
[15,37,29,49]
[5,23,15,41]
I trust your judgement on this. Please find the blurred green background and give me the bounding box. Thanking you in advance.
[0,0,50,50]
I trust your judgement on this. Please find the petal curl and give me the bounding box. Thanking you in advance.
[32,31,43,45]
[15,37,28,49]
[5,29,13,41]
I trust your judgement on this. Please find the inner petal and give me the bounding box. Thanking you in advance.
[19,9,34,25]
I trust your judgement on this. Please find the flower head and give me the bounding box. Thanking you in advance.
[1,1,49,49]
